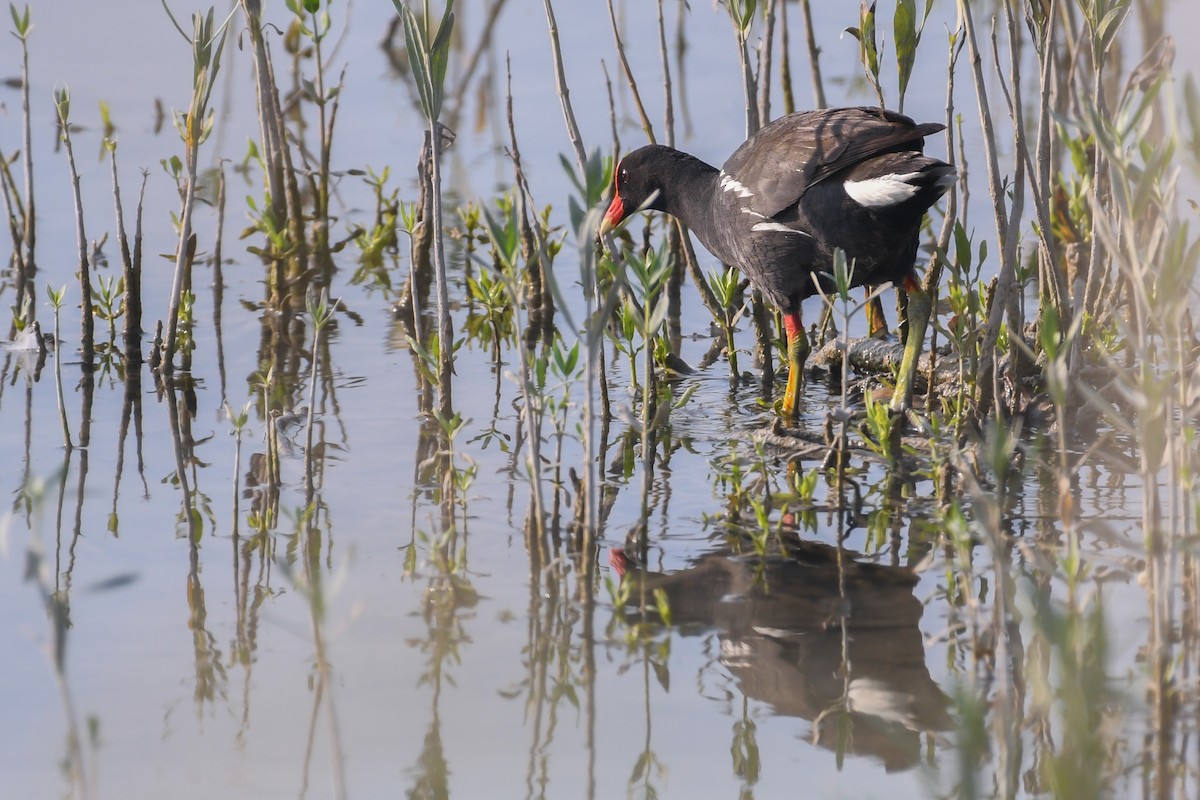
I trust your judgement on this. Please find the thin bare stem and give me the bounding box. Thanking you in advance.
[18,17,36,317]
[959,0,1017,419]
[656,0,675,148]
[56,95,94,367]
[778,0,796,115]
[606,0,657,144]
[756,0,776,126]
[799,0,827,108]
[542,0,590,172]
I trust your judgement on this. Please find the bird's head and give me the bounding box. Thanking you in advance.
[600,145,669,234]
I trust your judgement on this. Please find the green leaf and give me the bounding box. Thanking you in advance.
[428,11,454,119]
[53,86,70,124]
[953,220,971,273]
[1184,75,1200,164]
[482,203,519,270]
[393,1,454,122]
[727,0,755,34]
[396,3,434,120]
[1095,4,1129,53]
[894,0,916,83]
[894,0,930,105]
[1039,301,1061,359]
[10,3,30,36]
[861,2,879,79]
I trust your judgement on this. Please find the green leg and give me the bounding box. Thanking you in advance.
[890,286,930,413]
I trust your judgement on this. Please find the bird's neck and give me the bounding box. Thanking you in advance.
[654,151,720,231]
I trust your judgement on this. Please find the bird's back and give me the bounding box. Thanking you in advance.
[720,107,944,219]
[712,107,952,308]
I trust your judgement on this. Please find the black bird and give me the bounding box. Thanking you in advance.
[600,106,954,416]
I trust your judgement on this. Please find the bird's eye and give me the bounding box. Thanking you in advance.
[619,167,629,184]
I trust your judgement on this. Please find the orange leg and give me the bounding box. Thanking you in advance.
[780,310,809,419]
[864,291,888,338]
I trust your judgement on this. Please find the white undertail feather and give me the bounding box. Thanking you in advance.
[751,221,810,235]
[843,171,925,208]
[719,171,754,199]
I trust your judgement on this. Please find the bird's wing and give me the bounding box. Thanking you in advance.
[719,107,945,220]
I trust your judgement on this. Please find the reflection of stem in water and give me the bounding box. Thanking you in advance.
[812,512,853,756]
[297,514,347,800]
[71,369,94,567]
[187,519,226,708]
[408,538,470,800]
[639,308,657,528]
[54,450,74,601]
[304,291,332,505]
[22,475,90,800]
[731,694,760,791]
[20,378,33,525]
[229,403,254,733]
[522,558,596,799]
[630,634,664,798]
[523,568,550,798]
[579,562,598,800]
[953,440,1021,797]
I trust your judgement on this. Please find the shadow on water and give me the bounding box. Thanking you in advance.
[612,532,950,773]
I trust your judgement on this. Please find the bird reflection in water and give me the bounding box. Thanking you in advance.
[611,537,950,772]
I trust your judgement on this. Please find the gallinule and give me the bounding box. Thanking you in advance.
[600,106,954,417]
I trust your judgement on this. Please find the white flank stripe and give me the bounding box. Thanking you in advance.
[719,171,754,199]
[752,221,809,235]
[844,171,924,208]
